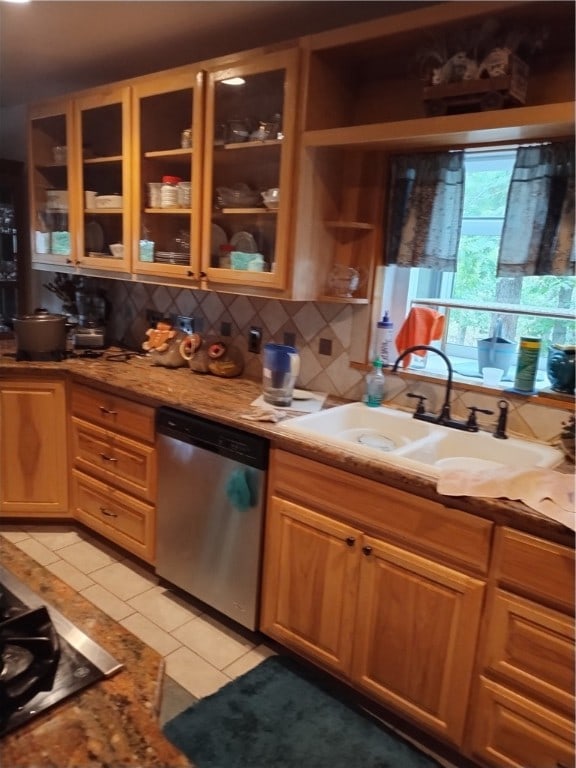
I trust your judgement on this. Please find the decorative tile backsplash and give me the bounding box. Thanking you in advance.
[37,273,572,445]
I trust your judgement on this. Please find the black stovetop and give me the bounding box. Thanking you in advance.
[0,566,122,737]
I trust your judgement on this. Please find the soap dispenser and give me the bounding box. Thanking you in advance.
[364,358,385,407]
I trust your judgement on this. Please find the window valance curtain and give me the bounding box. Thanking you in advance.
[386,151,464,271]
[497,141,575,277]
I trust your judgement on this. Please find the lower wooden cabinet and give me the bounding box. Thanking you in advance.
[352,534,485,745]
[0,377,69,515]
[469,677,575,768]
[72,470,155,563]
[261,497,360,675]
[69,383,157,562]
[467,528,575,767]
[261,449,488,747]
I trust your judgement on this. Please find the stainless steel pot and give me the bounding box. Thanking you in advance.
[13,311,67,361]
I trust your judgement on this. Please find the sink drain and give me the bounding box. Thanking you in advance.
[356,432,397,452]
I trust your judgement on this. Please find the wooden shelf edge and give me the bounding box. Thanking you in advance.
[143,207,191,214]
[218,207,273,215]
[83,155,123,164]
[325,221,374,230]
[303,103,575,151]
[144,148,193,158]
[317,295,369,304]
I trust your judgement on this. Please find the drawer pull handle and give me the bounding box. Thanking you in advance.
[99,406,118,416]
[99,506,118,518]
[345,536,356,547]
[362,545,373,556]
[99,453,118,463]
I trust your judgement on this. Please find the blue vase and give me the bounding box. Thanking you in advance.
[547,346,575,394]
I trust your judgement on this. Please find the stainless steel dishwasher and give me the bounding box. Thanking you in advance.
[155,407,269,631]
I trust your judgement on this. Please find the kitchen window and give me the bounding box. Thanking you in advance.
[381,147,575,379]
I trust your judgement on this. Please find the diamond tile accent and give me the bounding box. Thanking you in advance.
[260,301,289,337]
[292,303,327,342]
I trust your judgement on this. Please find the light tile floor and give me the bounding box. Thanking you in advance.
[0,522,277,724]
[1,522,460,767]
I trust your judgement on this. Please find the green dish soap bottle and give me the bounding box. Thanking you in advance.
[364,358,385,407]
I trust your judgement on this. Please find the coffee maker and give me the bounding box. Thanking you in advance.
[74,287,107,349]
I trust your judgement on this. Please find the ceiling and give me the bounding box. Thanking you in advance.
[0,0,427,109]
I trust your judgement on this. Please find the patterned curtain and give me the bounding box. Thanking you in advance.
[386,151,464,271]
[497,141,575,276]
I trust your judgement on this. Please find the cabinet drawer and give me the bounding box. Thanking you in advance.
[71,417,156,501]
[494,528,575,613]
[71,470,155,563]
[70,383,155,442]
[270,449,493,573]
[469,677,575,768]
[482,589,574,715]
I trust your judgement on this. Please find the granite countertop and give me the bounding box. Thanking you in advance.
[0,351,573,546]
[0,537,191,768]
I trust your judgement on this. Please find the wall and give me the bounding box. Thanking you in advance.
[34,271,572,449]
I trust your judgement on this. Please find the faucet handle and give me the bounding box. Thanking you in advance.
[466,406,494,431]
[407,393,427,415]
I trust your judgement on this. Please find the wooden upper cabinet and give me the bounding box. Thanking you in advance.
[300,0,575,149]
[72,85,132,272]
[201,47,300,294]
[130,65,204,282]
[28,99,76,269]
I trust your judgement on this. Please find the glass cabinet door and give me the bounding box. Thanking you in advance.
[28,99,75,269]
[73,86,131,272]
[202,48,299,291]
[131,67,203,281]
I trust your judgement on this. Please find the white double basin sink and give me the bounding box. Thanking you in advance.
[280,402,563,473]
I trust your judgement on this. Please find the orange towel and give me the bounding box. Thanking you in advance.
[395,307,445,367]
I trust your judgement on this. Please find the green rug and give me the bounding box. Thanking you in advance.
[163,655,442,768]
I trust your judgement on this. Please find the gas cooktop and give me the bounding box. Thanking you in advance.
[0,566,122,737]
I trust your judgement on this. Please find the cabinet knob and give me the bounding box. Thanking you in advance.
[345,536,356,547]
[99,506,118,518]
[199,271,207,278]
[362,545,373,556]
[186,270,195,278]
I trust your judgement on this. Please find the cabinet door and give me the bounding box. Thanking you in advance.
[469,677,575,768]
[201,48,299,293]
[73,85,131,271]
[0,379,68,515]
[260,496,360,676]
[352,535,485,746]
[28,99,76,269]
[131,66,204,281]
